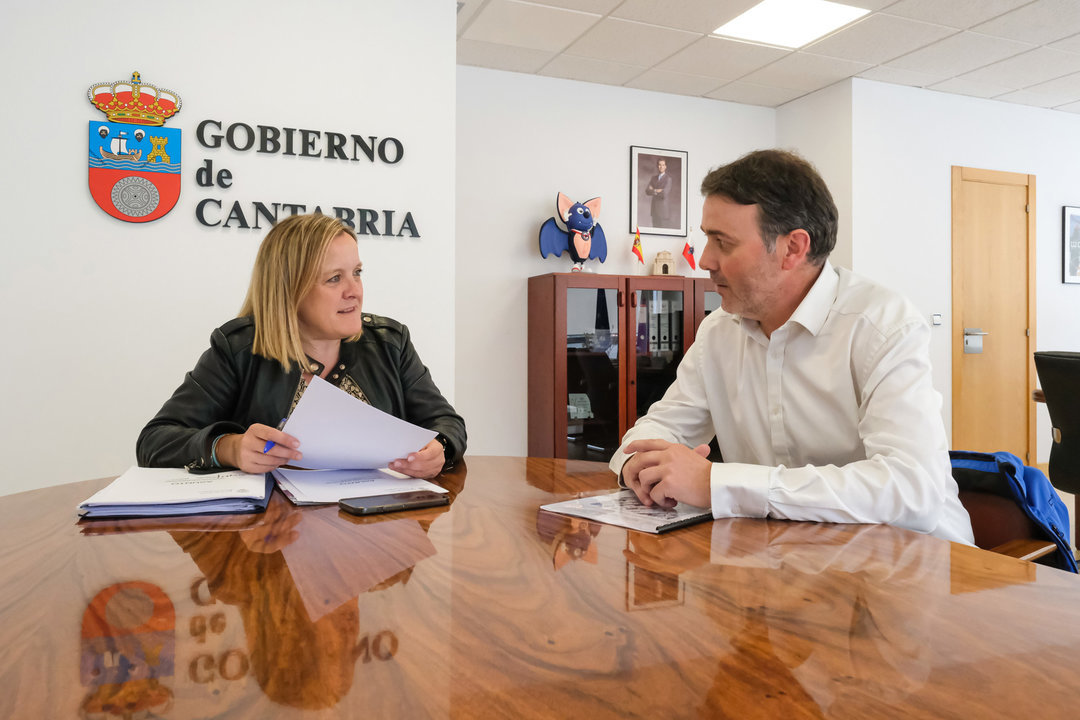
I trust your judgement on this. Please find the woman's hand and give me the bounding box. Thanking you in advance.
[216,423,302,474]
[388,438,445,479]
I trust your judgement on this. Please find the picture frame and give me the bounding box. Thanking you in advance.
[1064,206,1080,284]
[630,146,688,237]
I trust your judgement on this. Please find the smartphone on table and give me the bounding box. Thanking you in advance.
[338,491,449,516]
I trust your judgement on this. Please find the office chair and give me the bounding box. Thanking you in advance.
[1034,351,1080,551]
[952,450,1075,572]
[957,489,1058,564]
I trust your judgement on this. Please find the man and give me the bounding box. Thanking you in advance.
[645,158,672,227]
[611,149,973,545]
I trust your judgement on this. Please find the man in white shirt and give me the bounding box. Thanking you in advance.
[611,149,973,545]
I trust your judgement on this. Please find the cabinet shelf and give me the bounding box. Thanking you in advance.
[528,272,714,459]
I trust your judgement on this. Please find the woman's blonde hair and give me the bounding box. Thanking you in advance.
[239,213,359,371]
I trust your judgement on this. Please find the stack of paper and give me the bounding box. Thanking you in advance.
[271,467,447,505]
[79,467,273,519]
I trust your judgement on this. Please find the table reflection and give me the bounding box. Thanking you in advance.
[623,520,946,717]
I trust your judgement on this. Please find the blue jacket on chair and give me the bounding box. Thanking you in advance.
[950,450,1076,573]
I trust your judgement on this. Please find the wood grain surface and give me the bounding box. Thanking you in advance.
[2,456,1079,719]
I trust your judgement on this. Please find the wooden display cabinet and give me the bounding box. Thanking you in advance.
[528,272,697,460]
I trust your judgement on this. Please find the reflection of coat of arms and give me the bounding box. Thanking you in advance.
[88,71,182,222]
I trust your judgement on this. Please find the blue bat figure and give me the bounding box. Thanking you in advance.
[538,193,607,271]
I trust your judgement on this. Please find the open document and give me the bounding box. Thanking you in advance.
[284,375,437,469]
[78,467,272,519]
[272,467,447,505]
[541,489,711,534]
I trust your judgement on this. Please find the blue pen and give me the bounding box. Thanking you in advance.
[262,418,288,454]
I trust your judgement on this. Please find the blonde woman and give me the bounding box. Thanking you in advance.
[137,213,464,479]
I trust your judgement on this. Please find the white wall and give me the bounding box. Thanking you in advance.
[0,0,456,495]
[776,80,854,271]
[848,78,1080,463]
[456,66,774,456]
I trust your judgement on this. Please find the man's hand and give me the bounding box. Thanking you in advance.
[621,439,712,509]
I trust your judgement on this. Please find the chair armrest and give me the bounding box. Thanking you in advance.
[991,539,1058,562]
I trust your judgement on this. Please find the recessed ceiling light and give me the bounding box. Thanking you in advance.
[713,0,869,49]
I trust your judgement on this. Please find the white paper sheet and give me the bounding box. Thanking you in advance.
[283,375,437,470]
[272,467,447,505]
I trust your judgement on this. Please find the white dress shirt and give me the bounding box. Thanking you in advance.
[610,261,974,545]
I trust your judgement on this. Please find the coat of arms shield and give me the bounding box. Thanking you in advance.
[87,72,182,223]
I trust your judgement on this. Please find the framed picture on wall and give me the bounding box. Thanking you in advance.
[630,146,688,237]
[1065,207,1080,284]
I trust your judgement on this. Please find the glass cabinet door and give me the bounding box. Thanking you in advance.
[630,285,687,423]
[565,287,620,460]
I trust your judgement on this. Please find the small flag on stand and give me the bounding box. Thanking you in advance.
[682,239,696,270]
[632,227,644,264]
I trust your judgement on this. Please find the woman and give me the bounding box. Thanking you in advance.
[137,213,465,478]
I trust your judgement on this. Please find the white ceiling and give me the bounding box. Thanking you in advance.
[457,0,1080,113]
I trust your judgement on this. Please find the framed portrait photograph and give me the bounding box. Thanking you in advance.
[630,146,688,237]
[1064,206,1080,284]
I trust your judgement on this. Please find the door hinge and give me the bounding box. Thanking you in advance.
[1025,204,1031,213]
[1026,328,1030,337]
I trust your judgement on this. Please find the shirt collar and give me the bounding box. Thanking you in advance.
[787,260,838,336]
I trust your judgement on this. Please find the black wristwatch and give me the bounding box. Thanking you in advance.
[434,433,454,470]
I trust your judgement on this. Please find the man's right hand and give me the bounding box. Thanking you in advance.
[621,439,712,509]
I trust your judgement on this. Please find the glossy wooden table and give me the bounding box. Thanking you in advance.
[3,457,1080,719]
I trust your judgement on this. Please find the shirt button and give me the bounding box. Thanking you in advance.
[363,315,372,323]
[338,364,345,370]
[309,363,319,372]
[332,373,339,379]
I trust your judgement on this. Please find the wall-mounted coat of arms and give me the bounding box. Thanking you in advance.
[87,72,182,223]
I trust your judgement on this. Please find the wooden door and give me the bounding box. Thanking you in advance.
[951,167,1036,460]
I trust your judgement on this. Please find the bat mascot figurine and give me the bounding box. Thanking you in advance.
[538,192,608,271]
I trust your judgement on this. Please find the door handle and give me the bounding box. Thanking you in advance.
[963,327,988,354]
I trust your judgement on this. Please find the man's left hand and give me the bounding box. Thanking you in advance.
[622,439,711,509]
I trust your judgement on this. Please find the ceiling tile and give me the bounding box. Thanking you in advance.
[739,52,871,92]
[1049,32,1080,54]
[611,0,759,33]
[656,36,789,81]
[563,17,701,66]
[527,0,622,13]
[807,14,959,64]
[997,69,1080,106]
[972,0,1080,45]
[885,31,1033,77]
[928,77,1015,99]
[457,39,557,73]
[463,0,601,52]
[1052,98,1080,113]
[883,0,1032,29]
[856,65,942,87]
[994,89,1064,108]
[705,81,805,107]
[955,47,1080,90]
[803,14,956,65]
[624,69,726,96]
[457,0,488,34]
[539,54,646,85]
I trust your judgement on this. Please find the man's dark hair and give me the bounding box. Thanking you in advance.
[700,149,837,265]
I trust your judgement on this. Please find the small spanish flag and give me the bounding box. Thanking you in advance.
[632,227,644,264]
[682,240,696,270]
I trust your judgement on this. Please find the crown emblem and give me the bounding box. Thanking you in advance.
[87,71,181,126]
